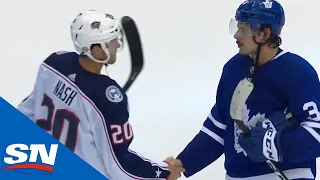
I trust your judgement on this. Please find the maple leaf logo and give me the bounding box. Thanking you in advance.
[234,104,266,155]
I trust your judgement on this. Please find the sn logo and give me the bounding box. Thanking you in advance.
[3,144,58,173]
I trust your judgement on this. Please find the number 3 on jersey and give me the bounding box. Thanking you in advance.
[110,121,133,144]
[303,101,320,121]
[36,94,80,152]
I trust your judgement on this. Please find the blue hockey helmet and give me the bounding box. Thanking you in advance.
[230,0,285,37]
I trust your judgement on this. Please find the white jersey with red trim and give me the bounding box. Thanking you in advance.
[17,51,170,180]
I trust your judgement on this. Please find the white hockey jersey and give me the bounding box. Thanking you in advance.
[17,51,170,180]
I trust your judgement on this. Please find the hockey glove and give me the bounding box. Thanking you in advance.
[238,112,296,163]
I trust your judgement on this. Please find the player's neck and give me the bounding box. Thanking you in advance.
[253,47,279,65]
[78,57,103,74]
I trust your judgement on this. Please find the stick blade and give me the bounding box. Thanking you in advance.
[230,79,254,120]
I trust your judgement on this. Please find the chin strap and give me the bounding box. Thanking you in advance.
[250,36,268,83]
[104,65,109,76]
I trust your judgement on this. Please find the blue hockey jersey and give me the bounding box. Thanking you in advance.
[176,49,320,180]
[17,51,170,179]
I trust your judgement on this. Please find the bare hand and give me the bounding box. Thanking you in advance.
[164,156,185,180]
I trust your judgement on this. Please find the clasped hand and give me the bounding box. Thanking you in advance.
[164,156,185,180]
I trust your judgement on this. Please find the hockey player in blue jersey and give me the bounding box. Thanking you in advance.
[17,10,183,180]
[164,0,320,179]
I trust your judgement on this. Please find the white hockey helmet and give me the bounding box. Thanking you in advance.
[70,10,124,64]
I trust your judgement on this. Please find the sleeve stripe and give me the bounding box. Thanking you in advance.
[208,113,227,130]
[302,126,320,143]
[301,121,320,129]
[128,149,169,171]
[301,121,320,143]
[201,126,224,145]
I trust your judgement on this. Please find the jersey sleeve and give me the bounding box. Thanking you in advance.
[278,57,320,163]
[176,73,227,177]
[17,91,35,120]
[89,82,171,179]
[16,52,56,120]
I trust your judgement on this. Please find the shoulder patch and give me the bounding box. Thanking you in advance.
[106,85,123,103]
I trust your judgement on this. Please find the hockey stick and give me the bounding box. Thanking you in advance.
[230,78,289,180]
[121,16,144,92]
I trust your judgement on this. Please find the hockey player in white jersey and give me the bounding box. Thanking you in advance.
[17,10,183,180]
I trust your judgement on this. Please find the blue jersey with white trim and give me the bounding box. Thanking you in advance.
[177,49,320,180]
[17,51,170,180]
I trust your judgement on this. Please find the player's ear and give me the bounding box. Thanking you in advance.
[256,27,270,44]
[262,28,271,42]
[90,44,102,58]
[259,26,271,43]
[90,44,101,52]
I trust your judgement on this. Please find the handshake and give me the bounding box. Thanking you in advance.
[164,156,186,180]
